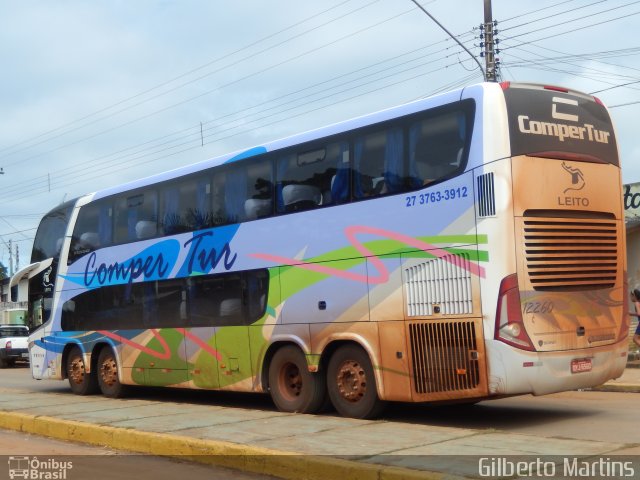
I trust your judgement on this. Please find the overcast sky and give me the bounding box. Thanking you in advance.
[1,0,639,271]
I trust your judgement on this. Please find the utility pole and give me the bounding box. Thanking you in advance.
[481,0,499,82]
[8,239,13,276]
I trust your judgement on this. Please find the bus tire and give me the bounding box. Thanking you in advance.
[66,347,98,395]
[97,348,128,398]
[327,345,386,419]
[268,345,326,414]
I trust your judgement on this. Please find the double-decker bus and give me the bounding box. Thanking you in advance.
[18,82,628,418]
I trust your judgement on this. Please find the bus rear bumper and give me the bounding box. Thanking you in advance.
[486,340,628,396]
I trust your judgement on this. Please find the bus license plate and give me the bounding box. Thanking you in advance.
[571,358,592,374]
[21,353,29,358]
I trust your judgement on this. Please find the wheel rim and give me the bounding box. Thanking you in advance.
[277,361,302,401]
[69,356,86,385]
[335,359,367,403]
[100,355,118,387]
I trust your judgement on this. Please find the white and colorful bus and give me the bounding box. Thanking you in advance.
[19,82,628,418]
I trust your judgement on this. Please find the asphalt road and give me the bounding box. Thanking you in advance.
[2,365,638,446]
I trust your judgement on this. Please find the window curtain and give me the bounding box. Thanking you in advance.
[384,128,404,193]
[224,169,247,223]
[408,123,421,187]
[195,179,210,229]
[353,139,365,198]
[98,204,112,247]
[275,157,289,213]
[163,186,180,234]
[127,208,138,241]
[331,142,350,203]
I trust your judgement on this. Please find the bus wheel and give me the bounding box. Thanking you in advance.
[97,348,127,398]
[66,347,98,395]
[327,345,386,419]
[268,345,326,414]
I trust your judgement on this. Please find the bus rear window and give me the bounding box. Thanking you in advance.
[503,85,618,165]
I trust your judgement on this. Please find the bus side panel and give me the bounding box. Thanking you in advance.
[472,159,518,395]
[279,259,370,324]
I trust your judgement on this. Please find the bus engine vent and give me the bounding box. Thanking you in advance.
[477,172,496,217]
[404,254,473,316]
[409,320,480,394]
[523,215,618,291]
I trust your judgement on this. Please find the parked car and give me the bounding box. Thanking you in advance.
[0,325,29,367]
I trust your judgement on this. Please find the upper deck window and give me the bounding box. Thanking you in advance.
[276,141,349,212]
[409,110,468,186]
[212,160,273,225]
[114,191,158,243]
[69,201,113,262]
[160,177,212,235]
[353,128,404,198]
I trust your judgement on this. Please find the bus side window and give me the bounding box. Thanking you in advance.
[161,177,212,235]
[276,141,347,213]
[188,269,268,327]
[114,191,158,243]
[353,128,404,199]
[212,160,273,225]
[69,201,113,262]
[409,111,466,186]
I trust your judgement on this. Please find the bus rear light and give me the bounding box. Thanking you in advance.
[543,85,569,93]
[495,274,535,351]
[5,341,11,350]
[500,81,511,90]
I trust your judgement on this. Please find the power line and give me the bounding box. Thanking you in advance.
[610,100,640,108]
[2,3,415,171]
[501,7,640,51]
[0,24,475,200]
[500,0,607,34]
[0,54,473,205]
[0,0,365,161]
[498,0,580,24]
[590,80,640,94]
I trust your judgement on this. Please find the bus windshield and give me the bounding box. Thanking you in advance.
[31,201,74,263]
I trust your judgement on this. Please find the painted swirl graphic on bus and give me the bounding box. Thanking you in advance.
[250,225,486,282]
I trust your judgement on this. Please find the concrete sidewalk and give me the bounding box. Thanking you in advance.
[1,373,640,480]
[593,360,640,393]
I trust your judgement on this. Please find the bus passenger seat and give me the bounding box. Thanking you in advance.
[282,184,321,211]
[135,220,157,239]
[244,198,271,220]
[80,232,100,250]
[220,298,241,317]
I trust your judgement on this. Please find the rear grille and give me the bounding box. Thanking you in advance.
[477,172,496,217]
[409,320,480,394]
[523,215,618,291]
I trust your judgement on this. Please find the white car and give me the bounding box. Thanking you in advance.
[0,325,29,368]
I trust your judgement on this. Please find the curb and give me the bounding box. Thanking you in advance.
[590,383,640,393]
[0,411,448,480]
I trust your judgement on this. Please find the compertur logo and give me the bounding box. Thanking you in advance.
[517,96,611,144]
